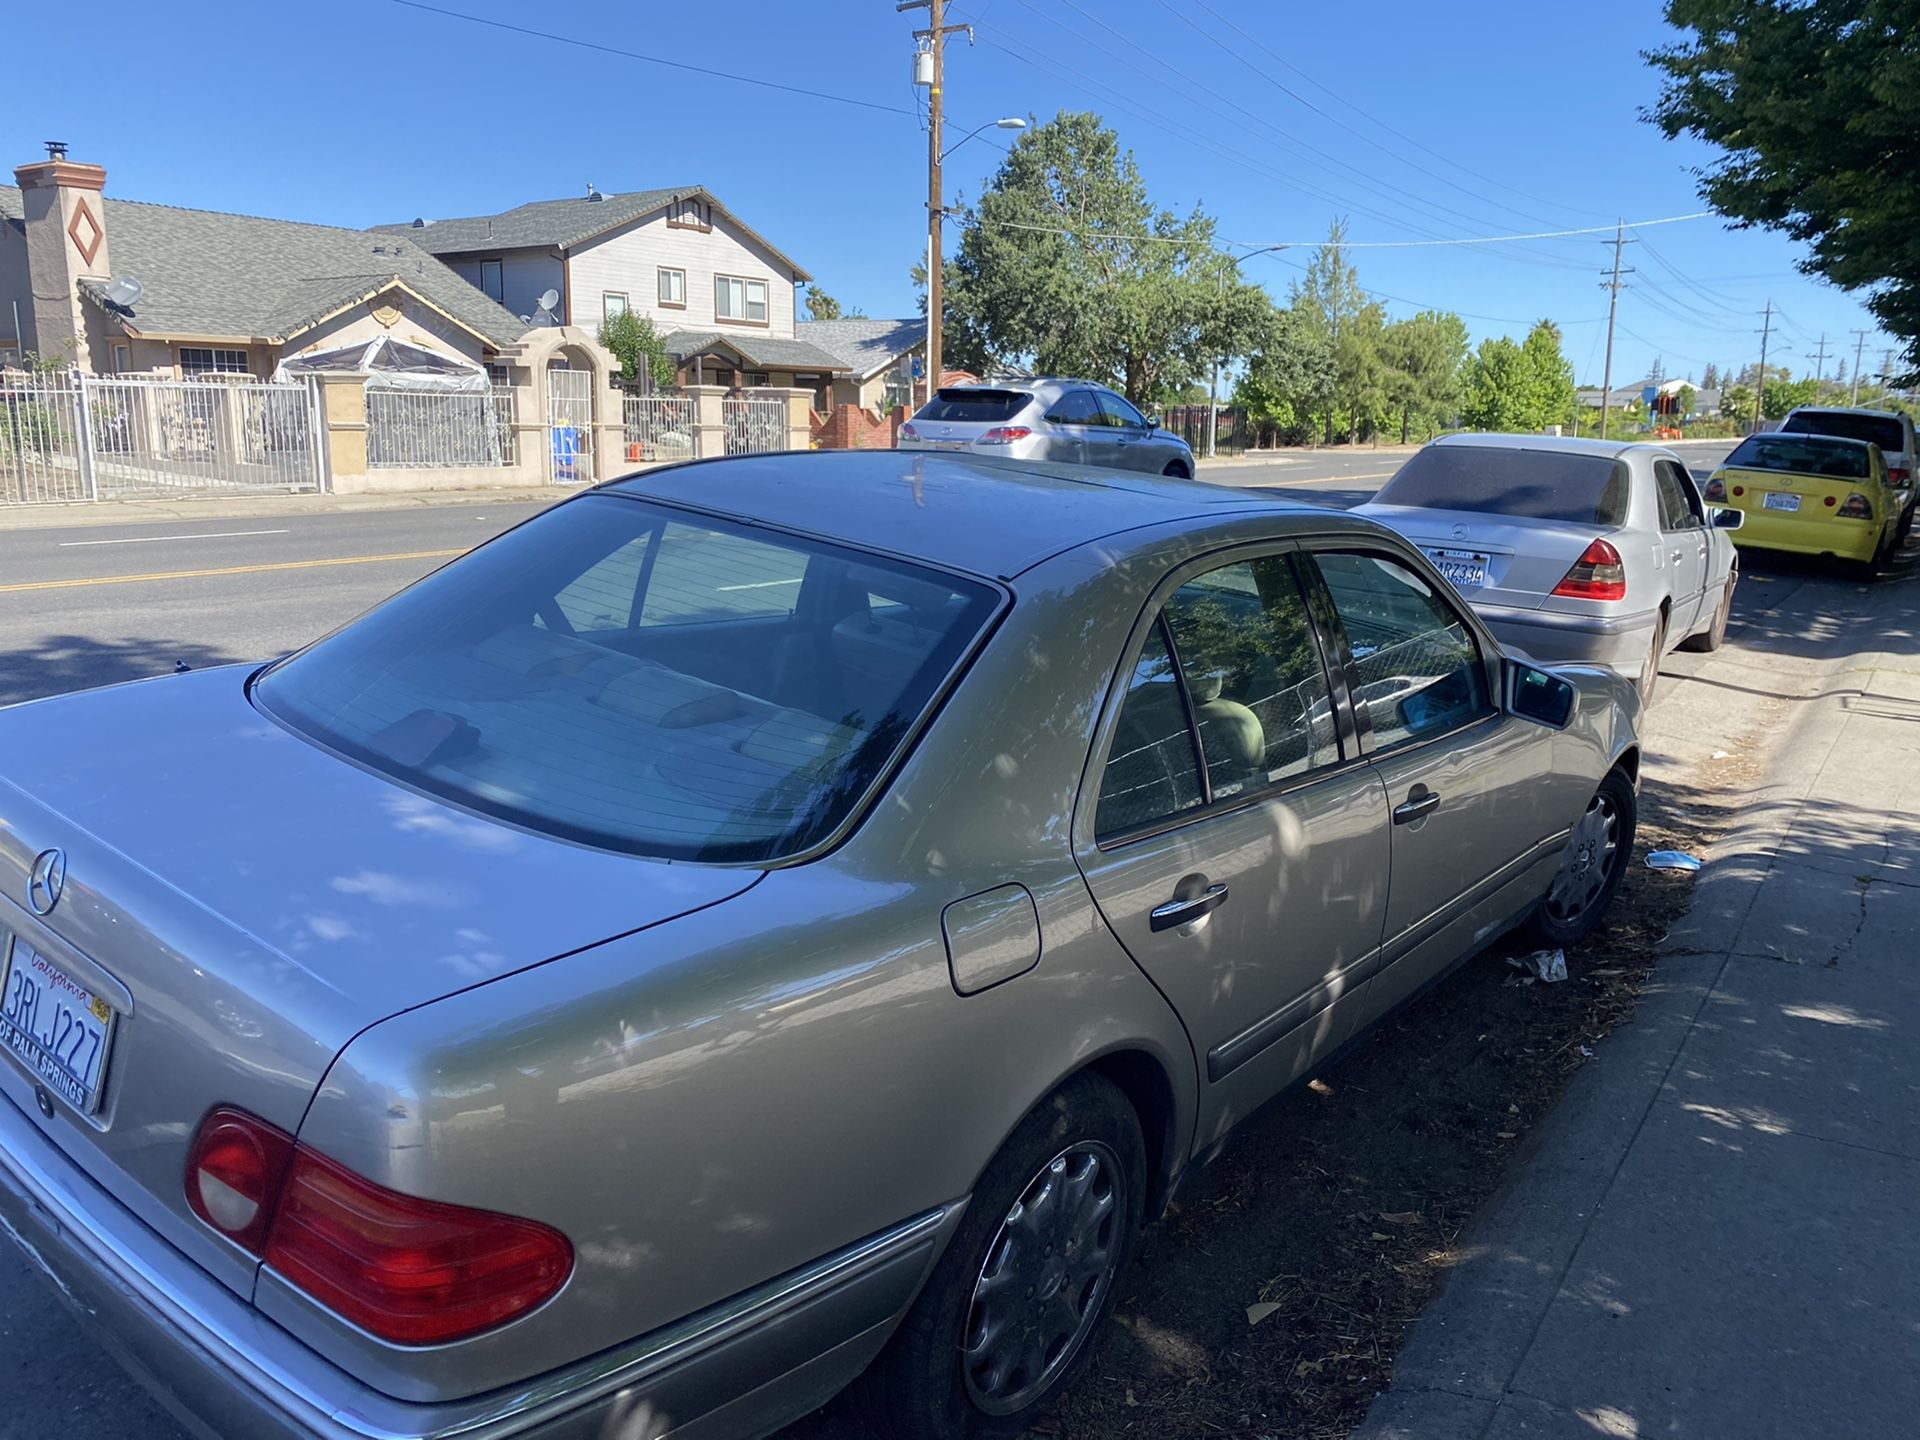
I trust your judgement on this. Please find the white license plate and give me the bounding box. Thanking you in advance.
[0,936,116,1114]
[1762,491,1800,512]
[1422,547,1489,589]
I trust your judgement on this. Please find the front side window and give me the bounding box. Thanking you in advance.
[1312,551,1490,750]
[1160,557,1339,796]
[716,275,769,324]
[658,268,686,307]
[254,495,998,862]
[1653,461,1701,529]
[1097,391,1148,429]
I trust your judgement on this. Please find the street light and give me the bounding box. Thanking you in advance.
[942,116,1025,162]
[1208,243,1286,459]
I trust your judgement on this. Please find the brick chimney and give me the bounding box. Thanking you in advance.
[14,141,110,367]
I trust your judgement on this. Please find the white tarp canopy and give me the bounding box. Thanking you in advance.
[273,336,491,392]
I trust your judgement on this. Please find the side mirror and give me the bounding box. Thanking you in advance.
[1142,414,1161,430]
[1506,658,1576,729]
[1710,506,1745,530]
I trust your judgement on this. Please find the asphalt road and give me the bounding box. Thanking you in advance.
[0,436,1754,1438]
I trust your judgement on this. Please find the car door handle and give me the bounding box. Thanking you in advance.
[1393,788,1441,825]
[1670,548,1685,563]
[1150,884,1229,932]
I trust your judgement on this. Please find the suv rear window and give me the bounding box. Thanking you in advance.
[1779,410,1906,455]
[1372,446,1630,526]
[1726,433,1871,478]
[915,389,1032,423]
[254,494,998,862]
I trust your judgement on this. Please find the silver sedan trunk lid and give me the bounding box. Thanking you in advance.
[1355,502,1621,611]
[0,666,755,1294]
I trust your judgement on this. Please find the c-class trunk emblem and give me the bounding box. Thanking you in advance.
[27,848,66,916]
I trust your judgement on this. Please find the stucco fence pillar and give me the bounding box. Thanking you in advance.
[312,372,368,493]
[683,385,727,459]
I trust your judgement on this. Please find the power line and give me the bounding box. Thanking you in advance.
[977,213,1715,251]
[1262,251,1608,326]
[387,0,916,116]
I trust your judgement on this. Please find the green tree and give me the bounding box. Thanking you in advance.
[804,288,841,321]
[1289,220,1380,443]
[1701,361,1720,391]
[940,111,1270,406]
[1520,320,1577,431]
[1647,1,1920,378]
[1234,304,1336,443]
[1764,375,1822,417]
[1721,380,1755,425]
[1461,336,1534,431]
[1677,382,1697,417]
[597,309,675,390]
[1382,310,1470,442]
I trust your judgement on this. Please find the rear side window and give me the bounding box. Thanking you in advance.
[254,494,998,862]
[1725,434,1870,478]
[1374,446,1630,526]
[1096,623,1206,838]
[1312,552,1490,750]
[1780,411,1905,455]
[916,389,1032,423]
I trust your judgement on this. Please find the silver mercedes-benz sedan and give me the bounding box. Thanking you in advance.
[1356,434,1744,703]
[0,453,1641,1440]
[898,379,1196,477]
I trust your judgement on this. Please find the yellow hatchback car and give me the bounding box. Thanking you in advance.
[1705,432,1902,570]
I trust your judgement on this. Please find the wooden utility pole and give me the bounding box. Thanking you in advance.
[1810,332,1830,385]
[1850,329,1870,404]
[1754,300,1774,432]
[903,0,968,398]
[1598,220,1634,441]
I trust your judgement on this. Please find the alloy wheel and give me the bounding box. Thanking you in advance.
[1546,791,1621,924]
[961,1141,1124,1416]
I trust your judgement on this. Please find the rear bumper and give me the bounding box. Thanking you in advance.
[1473,600,1657,674]
[1730,516,1882,562]
[0,1089,958,1440]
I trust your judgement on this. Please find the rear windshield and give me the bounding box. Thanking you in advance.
[1372,446,1630,525]
[915,388,1032,423]
[1725,434,1871,479]
[254,495,998,862]
[1779,410,1905,454]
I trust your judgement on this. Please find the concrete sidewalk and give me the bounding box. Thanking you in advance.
[1357,593,1920,1436]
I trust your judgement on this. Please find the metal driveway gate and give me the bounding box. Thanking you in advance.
[723,393,787,456]
[1,370,324,504]
[547,367,594,484]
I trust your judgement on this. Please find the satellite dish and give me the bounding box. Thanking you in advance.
[537,289,560,312]
[103,275,144,309]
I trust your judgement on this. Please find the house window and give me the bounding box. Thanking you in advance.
[178,347,249,376]
[657,267,687,308]
[744,371,770,388]
[715,275,769,325]
[603,292,629,323]
[112,344,131,374]
[479,259,505,303]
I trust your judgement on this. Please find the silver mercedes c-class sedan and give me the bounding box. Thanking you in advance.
[1356,434,1744,704]
[0,452,1641,1440]
[898,379,1196,477]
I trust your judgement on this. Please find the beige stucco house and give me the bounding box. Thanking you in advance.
[1,146,525,378]
[380,186,848,398]
[797,318,926,410]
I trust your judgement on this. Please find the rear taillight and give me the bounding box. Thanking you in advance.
[1890,466,1909,488]
[1703,475,1726,502]
[1551,539,1627,601]
[897,422,920,441]
[185,1108,294,1255]
[1837,492,1875,520]
[186,1108,572,1345]
[979,426,1032,445]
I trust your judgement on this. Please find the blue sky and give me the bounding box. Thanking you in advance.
[3,0,1892,388]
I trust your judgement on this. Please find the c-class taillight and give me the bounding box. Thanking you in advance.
[185,1107,572,1345]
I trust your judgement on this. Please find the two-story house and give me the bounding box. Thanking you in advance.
[381,186,847,397]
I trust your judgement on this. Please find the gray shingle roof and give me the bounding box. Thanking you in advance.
[0,185,527,348]
[662,330,847,372]
[796,318,923,379]
[379,186,812,282]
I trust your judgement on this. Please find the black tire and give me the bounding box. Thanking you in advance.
[854,1072,1148,1440]
[1636,615,1666,707]
[1161,460,1191,479]
[1529,766,1638,949]
[1677,571,1734,653]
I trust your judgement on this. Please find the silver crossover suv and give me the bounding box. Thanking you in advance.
[899,379,1197,477]
[0,452,1639,1440]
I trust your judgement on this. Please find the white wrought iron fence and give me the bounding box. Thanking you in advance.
[623,393,698,463]
[723,393,788,456]
[0,369,324,503]
[367,386,515,469]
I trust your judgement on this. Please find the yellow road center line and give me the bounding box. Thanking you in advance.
[0,548,467,595]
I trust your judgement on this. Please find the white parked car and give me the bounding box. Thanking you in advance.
[1356,435,1744,703]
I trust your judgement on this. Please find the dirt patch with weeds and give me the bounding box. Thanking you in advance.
[1036,791,1721,1440]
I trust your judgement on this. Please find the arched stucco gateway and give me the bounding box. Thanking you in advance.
[507,327,623,484]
